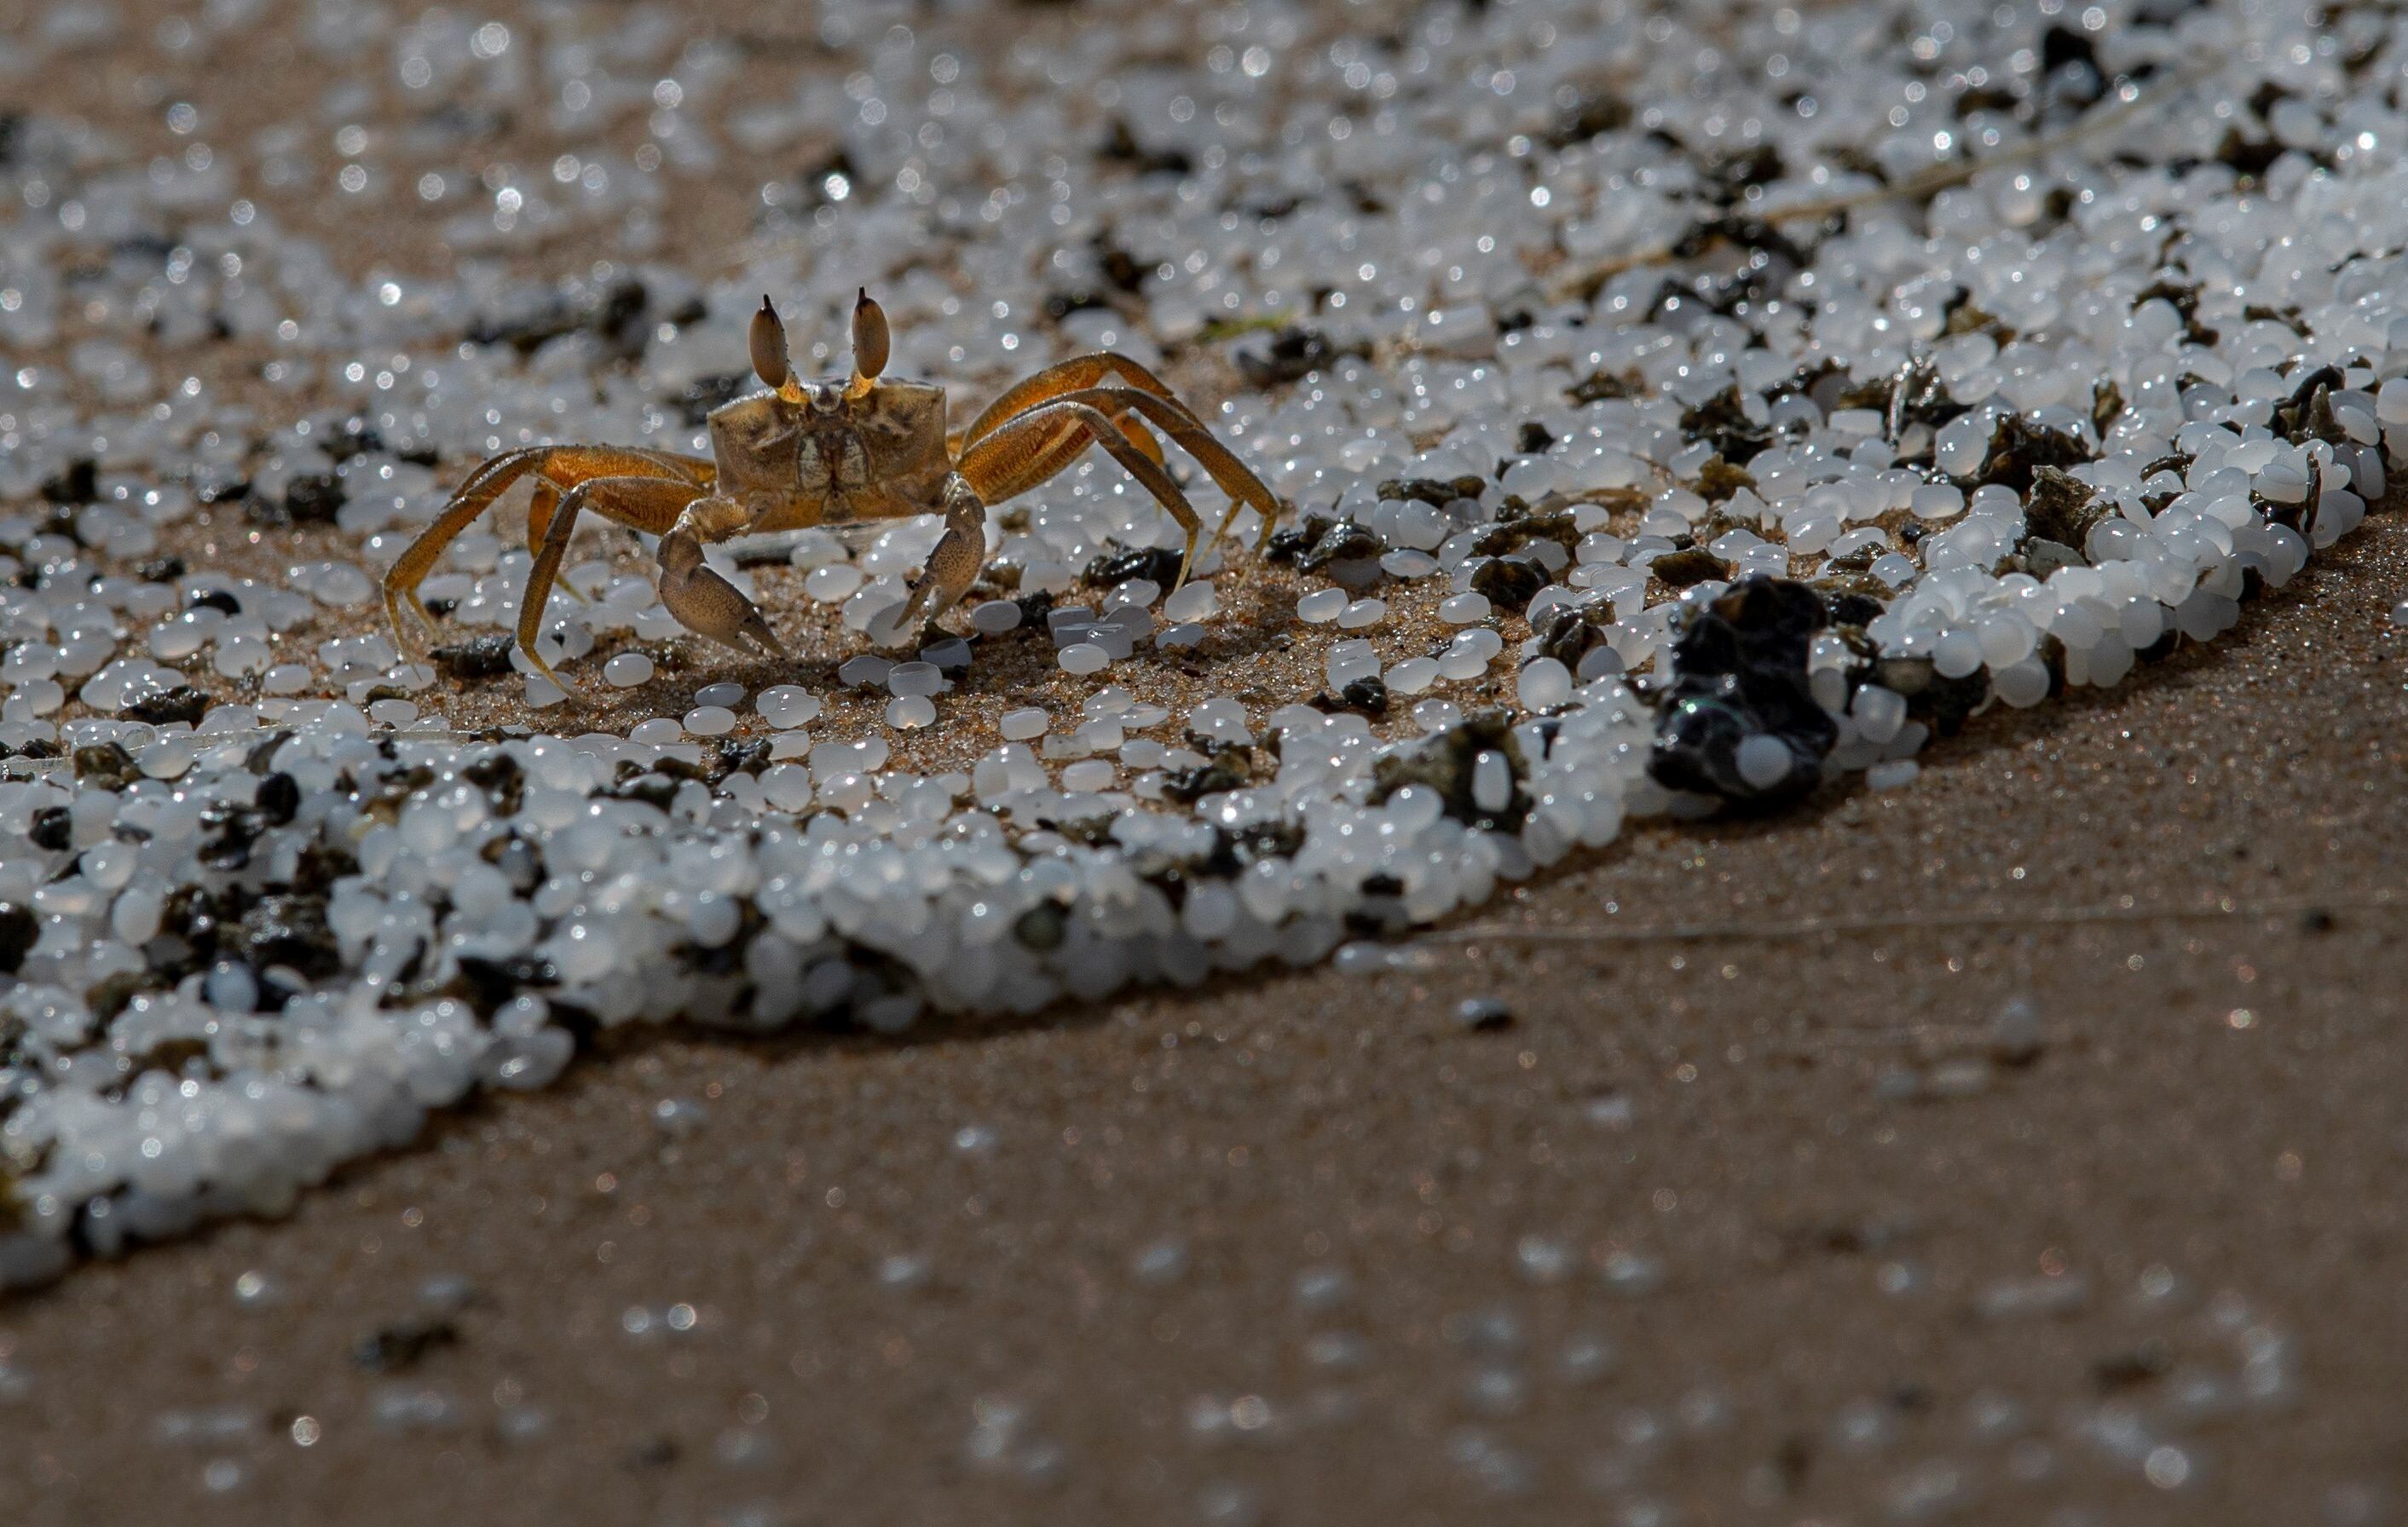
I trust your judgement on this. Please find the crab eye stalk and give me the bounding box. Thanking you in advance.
[848,288,889,396]
[750,295,794,392]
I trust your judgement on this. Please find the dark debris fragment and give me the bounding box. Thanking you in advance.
[351,1317,460,1374]
[1649,576,1836,806]
[430,632,518,682]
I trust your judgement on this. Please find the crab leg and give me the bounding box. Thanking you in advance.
[1046,386,1280,550]
[957,398,1207,588]
[956,351,1210,456]
[517,473,716,689]
[655,495,789,662]
[382,445,713,654]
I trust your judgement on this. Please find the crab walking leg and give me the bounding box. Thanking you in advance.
[382,446,551,649]
[892,475,990,635]
[959,399,1207,585]
[384,445,716,652]
[655,495,790,660]
[516,474,712,688]
[1048,385,1281,550]
[956,351,1210,455]
[523,448,716,595]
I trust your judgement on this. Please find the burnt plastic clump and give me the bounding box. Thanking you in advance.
[1649,576,1836,805]
[1974,414,2092,493]
[430,631,517,680]
[1293,518,1382,573]
[1368,709,1533,832]
[1085,543,1186,589]
[1469,556,1548,613]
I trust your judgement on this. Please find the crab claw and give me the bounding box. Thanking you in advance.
[659,547,789,661]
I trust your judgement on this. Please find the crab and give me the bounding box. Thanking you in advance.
[380,290,1282,689]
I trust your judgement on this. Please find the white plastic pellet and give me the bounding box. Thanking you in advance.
[1001,707,1049,740]
[1296,588,1348,624]
[758,686,823,728]
[969,600,1023,634]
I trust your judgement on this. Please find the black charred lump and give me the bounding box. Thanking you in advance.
[1649,547,1732,591]
[1368,709,1533,832]
[1263,514,1331,563]
[129,684,211,727]
[2022,466,2111,552]
[1336,676,1388,716]
[1099,117,1192,176]
[710,738,772,782]
[1649,576,1836,806]
[1469,556,1549,614]
[27,806,72,852]
[1234,326,1357,389]
[1470,510,1580,558]
[430,631,518,681]
[1695,458,1757,503]
[1871,654,1991,739]
[1972,414,2091,493]
[1826,591,1886,628]
[1295,518,1383,573]
[1566,367,1645,405]
[1533,607,1616,673]
[1012,588,1057,626]
[251,472,346,527]
[320,415,387,464]
[0,902,35,973]
[352,1317,460,1374]
[1086,543,1186,590]
[255,771,303,825]
[235,894,343,981]
[450,954,558,1017]
[1161,745,1254,805]
[1377,475,1487,507]
[74,741,137,789]
[1679,386,1772,460]
[136,556,186,583]
[39,458,99,504]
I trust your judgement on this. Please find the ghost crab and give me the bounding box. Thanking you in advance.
[382,290,1282,688]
